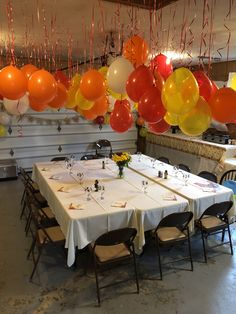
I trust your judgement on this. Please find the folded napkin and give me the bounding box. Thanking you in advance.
[111,201,127,208]
[162,193,177,201]
[57,186,69,193]
[202,187,216,193]
[68,203,84,210]
[49,175,62,180]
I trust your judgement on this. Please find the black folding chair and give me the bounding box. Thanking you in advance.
[95,139,112,158]
[198,171,217,183]
[158,157,170,164]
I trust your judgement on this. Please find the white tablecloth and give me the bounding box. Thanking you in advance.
[33,159,189,266]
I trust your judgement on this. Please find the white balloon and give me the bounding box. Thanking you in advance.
[107,57,134,94]
[0,112,11,125]
[211,119,228,132]
[3,94,29,115]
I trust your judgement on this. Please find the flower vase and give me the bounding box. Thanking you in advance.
[118,165,124,179]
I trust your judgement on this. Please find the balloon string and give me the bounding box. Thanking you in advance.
[207,0,216,73]
[6,0,15,66]
[186,0,197,67]
[89,6,95,68]
[82,17,87,66]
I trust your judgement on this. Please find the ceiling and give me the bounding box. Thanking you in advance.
[0,0,235,72]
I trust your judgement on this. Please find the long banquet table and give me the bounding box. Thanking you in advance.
[32,158,189,266]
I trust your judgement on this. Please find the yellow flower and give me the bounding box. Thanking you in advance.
[112,152,132,167]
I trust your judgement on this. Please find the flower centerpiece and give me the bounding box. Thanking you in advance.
[112,152,132,178]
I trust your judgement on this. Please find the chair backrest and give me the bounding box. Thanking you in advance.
[220,170,236,184]
[198,171,217,183]
[156,212,193,232]
[200,201,233,219]
[158,157,170,164]
[178,164,191,173]
[94,228,137,247]
[95,139,112,157]
[81,154,98,160]
[51,156,67,161]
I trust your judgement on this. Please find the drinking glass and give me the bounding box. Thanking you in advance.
[86,187,92,201]
[172,165,179,177]
[183,173,190,186]
[142,180,148,194]
[77,172,84,185]
[100,186,105,200]
[137,151,142,162]
[152,158,156,168]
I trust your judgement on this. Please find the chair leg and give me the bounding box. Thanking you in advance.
[155,236,162,280]
[20,189,26,205]
[201,229,207,263]
[221,229,225,242]
[27,237,36,260]
[228,225,234,256]
[132,246,139,293]
[20,200,27,220]
[187,232,193,271]
[30,245,43,281]
[93,256,101,306]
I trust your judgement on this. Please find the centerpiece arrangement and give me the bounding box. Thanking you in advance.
[112,152,132,178]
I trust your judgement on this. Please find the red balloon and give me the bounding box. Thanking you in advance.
[211,80,218,98]
[148,118,170,134]
[48,83,68,109]
[110,100,133,133]
[138,86,166,123]
[126,65,155,102]
[54,70,70,90]
[21,64,38,80]
[209,87,236,123]
[193,71,214,102]
[0,65,27,100]
[28,70,57,103]
[150,54,173,80]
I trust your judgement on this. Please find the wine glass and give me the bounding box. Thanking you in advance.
[100,186,105,200]
[77,172,84,185]
[152,158,156,168]
[172,165,179,177]
[86,187,92,201]
[142,180,148,194]
[137,151,142,162]
[183,173,190,186]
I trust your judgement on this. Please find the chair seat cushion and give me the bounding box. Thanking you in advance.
[34,192,47,205]
[95,243,130,262]
[38,226,65,244]
[39,207,55,219]
[157,227,186,242]
[200,216,226,230]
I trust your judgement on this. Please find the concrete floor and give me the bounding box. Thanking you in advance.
[1,178,236,314]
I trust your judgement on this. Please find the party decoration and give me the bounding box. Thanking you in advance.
[150,54,173,80]
[229,73,236,91]
[48,83,68,109]
[164,112,179,126]
[94,115,105,126]
[54,70,70,90]
[66,86,78,109]
[139,127,147,137]
[80,69,105,101]
[211,120,228,132]
[107,57,134,94]
[0,112,11,125]
[92,95,109,116]
[136,116,145,126]
[98,66,108,77]
[75,90,94,110]
[162,67,199,115]
[123,35,149,67]
[154,70,165,92]
[0,65,27,100]
[126,65,155,102]
[148,118,171,134]
[4,94,29,115]
[138,86,166,123]
[193,71,215,102]
[211,81,219,97]
[28,69,57,104]
[80,107,97,121]
[209,87,236,123]
[179,96,212,136]
[110,100,133,133]
[70,73,81,87]
[21,64,38,80]
[29,96,48,112]
[0,125,6,137]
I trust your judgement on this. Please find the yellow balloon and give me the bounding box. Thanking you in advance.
[75,89,94,110]
[98,66,108,78]
[0,125,6,137]
[104,113,110,125]
[65,86,78,109]
[108,88,127,100]
[179,96,212,136]
[70,73,81,87]
[164,112,179,126]
[162,67,199,115]
[229,74,236,91]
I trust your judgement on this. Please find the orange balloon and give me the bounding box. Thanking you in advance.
[0,65,27,100]
[123,35,149,67]
[29,96,48,112]
[209,87,236,123]
[28,69,57,103]
[136,116,145,126]
[91,95,109,116]
[48,83,68,109]
[81,108,97,120]
[21,64,38,80]
[154,69,165,92]
[80,69,106,101]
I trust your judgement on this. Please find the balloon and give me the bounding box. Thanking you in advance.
[154,70,165,92]
[229,74,236,91]
[139,127,147,137]
[138,86,166,123]
[126,65,155,102]
[48,83,68,109]
[164,111,179,126]
[211,81,218,97]
[150,54,173,80]
[65,86,78,109]
[211,119,228,132]
[75,89,94,110]
[0,94,3,100]
[108,88,127,100]
[21,64,38,80]
[179,96,212,136]
[193,71,214,102]
[148,118,170,134]
[0,112,10,125]
[104,113,110,125]
[4,94,29,115]
[98,66,108,77]
[80,107,97,121]
[92,95,109,116]
[94,115,105,125]
[209,87,236,123]
[162,67,199,115]
[107,57,134,94]
[0,125,6,137]
[123,35,149,67]
[110,100,133,133]
[80,69,105,101]
[136,117,145,126]
[54,70,70,89]
[29,96,48,112]
[70,73,81,87]
[0,65,27,100]
[28,69,57,103]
